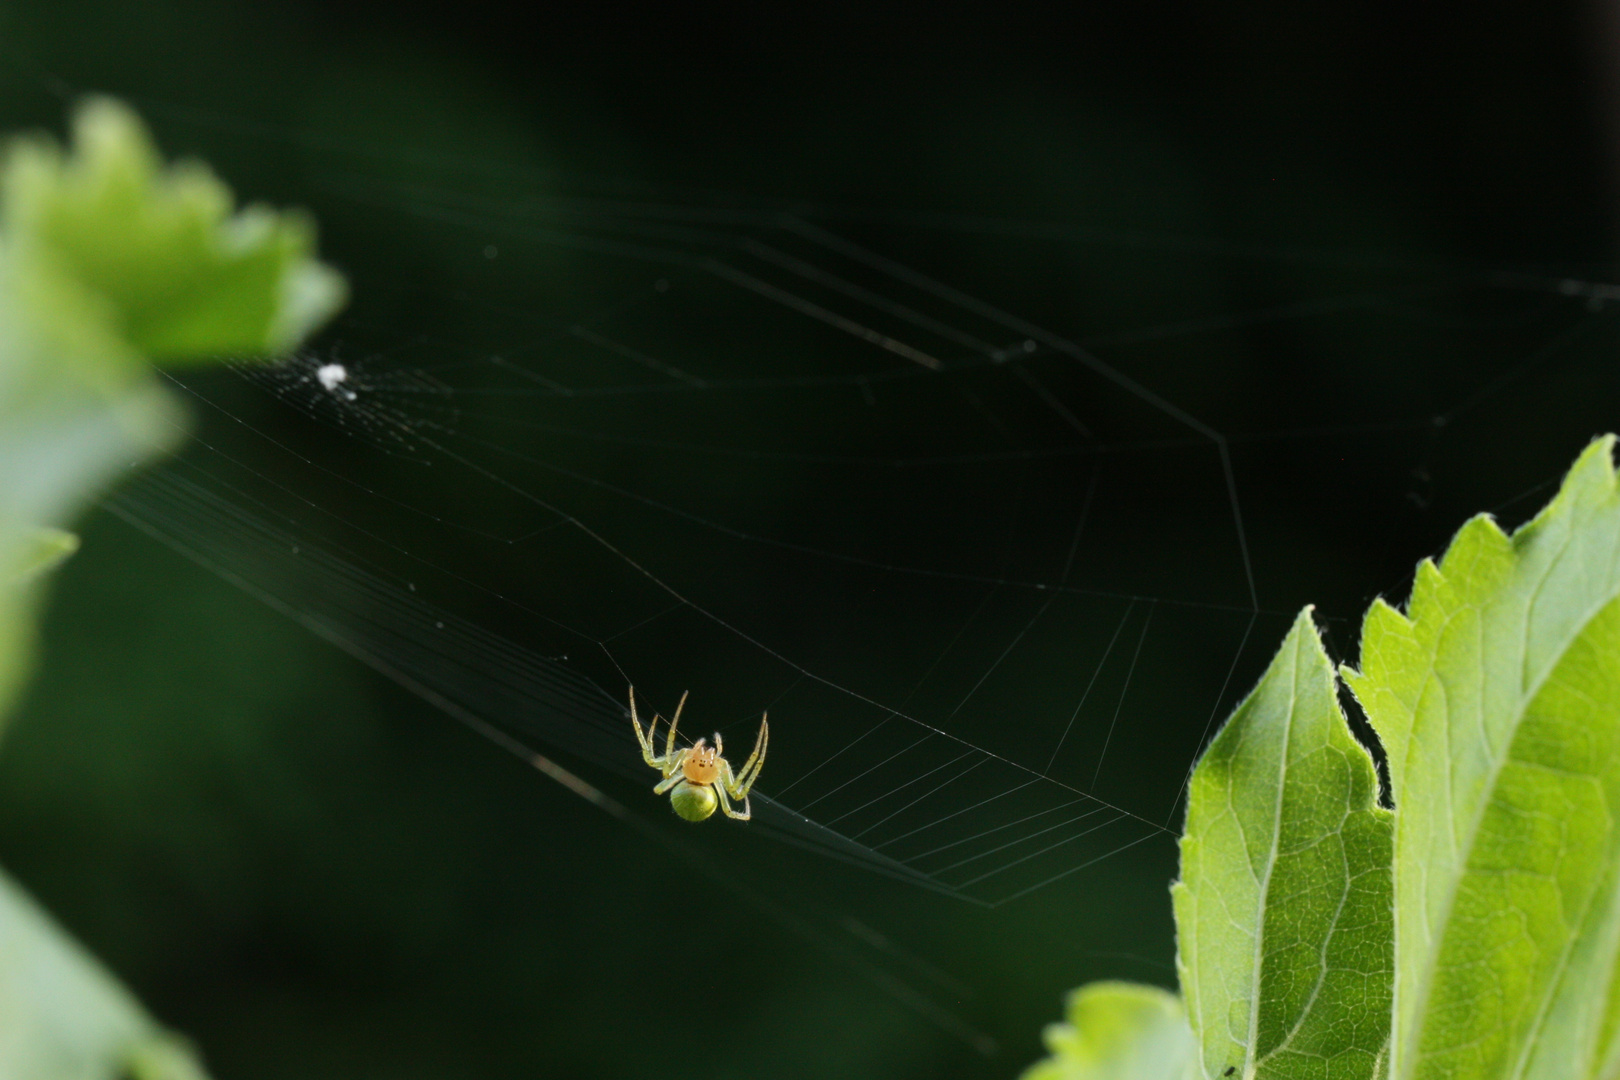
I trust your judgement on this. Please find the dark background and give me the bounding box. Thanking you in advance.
[1,2,1617,1077]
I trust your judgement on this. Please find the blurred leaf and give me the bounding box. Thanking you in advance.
[0,97,345,1079]
[0,865,206,1080]
[1173,607,1392,1080]
[1343,436,1620,1080]
[123,1038,211,1080]
[2,97,345,362]
[0,95,346,715]
[1020,981,1198,1080]
[10,529,78,586]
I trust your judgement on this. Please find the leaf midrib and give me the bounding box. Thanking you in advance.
[1243,631,1301,1079]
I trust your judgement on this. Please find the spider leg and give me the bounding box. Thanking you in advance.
[715,782,751,821]
[630,687,663,769]
[664,690,689,759]
[720,748,766,808]
[653,771,684,795]
[657,747,687,781]
[728,716,768,798]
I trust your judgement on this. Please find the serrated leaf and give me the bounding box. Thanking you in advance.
[1175,607,1393,1080]
[1021,982,1199,1080]
[1,97,346,361]
[1342,436,1620,1080]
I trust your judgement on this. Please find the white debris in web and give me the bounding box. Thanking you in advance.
[225,353,455,462]
[316,362,356,400]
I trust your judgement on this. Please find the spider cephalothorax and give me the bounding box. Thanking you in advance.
[630,688,767,821]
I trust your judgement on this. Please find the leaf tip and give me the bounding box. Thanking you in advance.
[1515,433,1620,543]
[11,528,80,585]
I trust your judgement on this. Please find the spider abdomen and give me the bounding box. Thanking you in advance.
[669,779,718,822]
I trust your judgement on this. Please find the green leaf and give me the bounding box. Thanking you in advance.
[1174,607,1393,1080]
[1342,436,1620,1080]
[10,529,79,586]
[124,1038,212,1080]
[2,96,346,362]
[0,97,343,1079]
[0,97,346,718]
[1021,982,1199,1080]
[0,865,207,1080]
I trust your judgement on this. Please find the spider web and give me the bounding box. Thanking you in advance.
[93,147,1617,914]
[0,5,1612,1064]
[1,75,1591,1058]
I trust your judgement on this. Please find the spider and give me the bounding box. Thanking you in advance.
[630,687,768,822]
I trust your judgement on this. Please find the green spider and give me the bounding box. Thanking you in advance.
[630,687,768,822]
